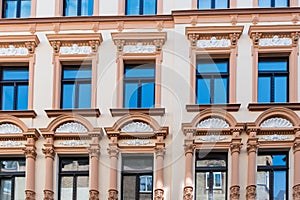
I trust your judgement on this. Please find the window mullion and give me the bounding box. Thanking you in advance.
[270,75,274,102]
[269,170,274,200]
[13,82,18,110]
[16,0,21,18]
[75,83,79,108]
[212,0,215,8]
[140,0,144,14]
[11,176,15,200]
[137,81,142,108]
[73,176,77,200]
[210,77,214,104]
[78,0,82,16]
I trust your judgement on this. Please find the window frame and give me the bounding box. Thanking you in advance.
[192,0,236,9]
[123,62,156,108]
[63,0,93,16]
[125,0,157,15]
[1,0,32,18]
[60,65,92,109]
[257,151,289,200]
[58,157,89,200]
[256,0,292,7]
[197,0,230,9]
[55,0,98,16]
[0,158,26,200]
[257,57,289,103]
[196,58,229,104]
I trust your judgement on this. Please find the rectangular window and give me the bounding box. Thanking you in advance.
[126,0,157,15]
[0,159,26,200]
[257,151,288,200]
[198,0,229,9]
[123,62,155,108]
[257,57,288,103]
[196,59,229,104]
[63,0,93,16]
[121,154,153,200]
[61,65,92,109]
[0,67,29,110]
[58,157,89,200]
[2,0,31,18]
[258,0,289,7]
[195,151,227,200]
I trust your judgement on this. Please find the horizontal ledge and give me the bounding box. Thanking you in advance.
[110,108,165,117]
[45,109,101,117]
[186,104,241,112]
[0,110,37,118]
[248,103,300,111]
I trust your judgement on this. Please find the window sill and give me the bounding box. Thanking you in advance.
[0,110,37,118]
[186,104,241,112]
[110,108,165,117]
[45,108,101,117]
[248,103,300,111]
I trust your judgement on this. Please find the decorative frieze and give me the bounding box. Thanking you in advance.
[154,189,164,200]
[196,135,228,142]
[0,123,22,134]
[108,189,118,200]
[260,117,293,128]
[0,35,39,55]
[0,45,29,56]
[56,122,88,133]
[60,44,92,54]
[121,122,153,132]
[107,145,119,158]
[197,37,231,48]
[0,140,24,147]
[197,118,229,129]
[58,140,89,146]
[260,134,291,141]
[121,139,152,146]
[246,185,256,200]
[123,43,156,53]
[89,189,99,200]
[183,186,193,200]
[259,35,292,46]
[230,185,240,200]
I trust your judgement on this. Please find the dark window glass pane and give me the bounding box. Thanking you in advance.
[258,0,271,7]
[214,173,221,187]
[78,83,91,108]
[275,0,288,7]
[198,0,211,9]
[214,78,227,104]
[0,179,11,200]
[274,171,286,199]
[197,78,210,104]
[257,154,287,166]
[258,59,288,72]
[257,171,270,199]
[122,176,136,199]
[215,0,228,8]
[126,0,140,15]
[61,159,89,171]
[77,176,89,199]
[81,0,93,16]
[274,76,287,102]
[139,193,152,200]
[197,60,228,73]
[3,0,17,18]
[14,177,25,199]
[3,69,29,80]
[125,66,155,78]
[143,0,156,15]
[62,84,75,108]
[141,82,154,108]
[2,85,14,110]
[64,0,78,16]
[63,67,91,79]
[60,177,73,199]
[122,155,153,171]
[196,159,226,168]
[17,85,28,110]
[20,0,31,18]
[124,83,138,108]
[0,160,26,172]
[258,77,271,103]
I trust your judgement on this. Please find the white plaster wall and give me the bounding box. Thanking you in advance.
[99,0,118,15]
[36,0,55,17]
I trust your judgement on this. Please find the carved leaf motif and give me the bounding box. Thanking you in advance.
[197,118,229,129]
[260,117,293,128]
[123,43,156,53]
[197,37,231,48]
[0,45,28,56]
[56,122,88,133]
[0,123,22,134]
[259,35,292,46]
[59,44,92,54]
[121,122,153,132]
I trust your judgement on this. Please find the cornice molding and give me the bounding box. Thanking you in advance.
[0,35,40,55]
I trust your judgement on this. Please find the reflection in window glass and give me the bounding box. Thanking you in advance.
[64,0,93,16]
[198,0,228,9]
[3,0,31,18]
[258,0,288,7]
[126,0,156,15]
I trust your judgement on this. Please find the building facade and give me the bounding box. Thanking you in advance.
[0,0,300,200]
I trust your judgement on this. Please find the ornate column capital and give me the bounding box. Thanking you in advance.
[89,147,100,159]
[247,138,259,154]
[293,184,300,200]
[89,189,99,200]
[154,188,164,200]
[42,146,55,160]
[107,145,119,159]
[23,146,37,160]
[184,144,195,155]
[183,186,193,200]
[230,185,240,200]
[230,140,242,154]
[25,190,36,200]
[246,185,256,200]
[43,189,54,200]
[108,189,118,200]
[294,138,300,153]
[155,147,166,158]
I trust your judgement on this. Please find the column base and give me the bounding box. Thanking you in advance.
[108,189,118,200]
[246,185,256,200]
[183,186,193,200]
[230,185,240,200]
[89,189,99,200]
[154,188,164,200]
[293,184,300,200]
[43,190,54,200]
[25,190,36,200]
